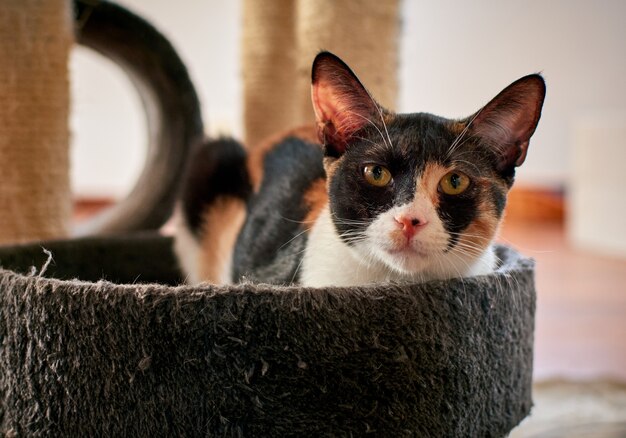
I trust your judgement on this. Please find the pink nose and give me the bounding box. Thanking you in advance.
[394,214,428,239]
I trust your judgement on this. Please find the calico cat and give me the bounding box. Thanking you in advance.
[174,52,545,287]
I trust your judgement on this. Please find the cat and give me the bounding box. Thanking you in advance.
[174,51,545,287]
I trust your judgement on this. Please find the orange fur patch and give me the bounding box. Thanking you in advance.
[247,125,319,192]
[419,162,502,255]
[198,197,247,283]
[302,178,328,228]
[449,120,467,136]
[323,155,344,184]
[461,211,499,255]
[418,163,449,206]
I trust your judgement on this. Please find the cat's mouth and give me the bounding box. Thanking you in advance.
[385,233,431,258]
[379,242,435,274]
[387,246,428,258]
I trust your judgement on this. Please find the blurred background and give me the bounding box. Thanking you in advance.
[2,0,625,434]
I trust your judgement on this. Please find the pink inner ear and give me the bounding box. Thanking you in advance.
[470,75,545,169]
[473,106,538,168]
[474,108,529,143]
[312,79,373,147]
[472,111,532,169]
[312,83,342,132]
[310,53,384,153]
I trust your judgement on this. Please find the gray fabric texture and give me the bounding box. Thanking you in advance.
[0,234,535,437]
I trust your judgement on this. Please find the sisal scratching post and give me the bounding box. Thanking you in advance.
[241,0,298,146]
[241,1,399,146]
[0,0,72,244]
[295,0,400,124]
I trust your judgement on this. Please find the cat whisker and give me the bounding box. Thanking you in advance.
[447,230,491,239]
[447,134,477,159]
[451,245,488,259]
[333,219,370,226]
[446,107,484,160]
[451,159,483,176]
[330,214,370,227]
[442,251,469,298]
[278,227,313,251]
[353,135,384,148]
[347,111,390,150]
[448,235,491,245]
[279,215,318,225]
[375,105,394,151]
[362,85,394,151]
[450,254,474,302]
[336,229,369,236]
[492,231,556,255]
[341,237,369,247]
[290,256,305,284]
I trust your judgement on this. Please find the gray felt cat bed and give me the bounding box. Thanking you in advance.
[0,234,536,436]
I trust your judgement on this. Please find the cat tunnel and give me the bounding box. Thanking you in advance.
[0,1,536,436]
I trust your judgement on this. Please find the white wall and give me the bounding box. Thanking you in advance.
[400,0,626,187]
[70,0,626,196]
[568,112,626,257]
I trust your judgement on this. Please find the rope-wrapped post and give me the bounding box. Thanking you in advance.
[241,1,399,145]
[295,0,400,124]
[0,0,73,244]
[241,0,298,146]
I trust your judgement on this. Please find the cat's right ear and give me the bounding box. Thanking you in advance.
[311,52,383,157]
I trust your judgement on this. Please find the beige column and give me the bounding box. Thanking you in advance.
[0,0,73,244]
[241,0,298,146]
[294,0,400,124]
[241,1,399,146]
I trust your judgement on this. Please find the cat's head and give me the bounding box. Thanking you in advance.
[311,52,545,278]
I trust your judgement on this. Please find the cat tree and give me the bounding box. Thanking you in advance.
[0,0,202,244]
[0,1,536,436]
[0,236,535,436]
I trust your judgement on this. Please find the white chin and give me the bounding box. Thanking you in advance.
[374,247,432,275]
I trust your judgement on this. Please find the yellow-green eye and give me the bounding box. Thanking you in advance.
[439,171,470,195]
[363,165,392,187]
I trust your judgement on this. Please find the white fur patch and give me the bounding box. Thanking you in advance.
[300,204,496,287]
[172,205,202,285]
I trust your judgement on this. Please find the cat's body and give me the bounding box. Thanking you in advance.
[175,52,545,287]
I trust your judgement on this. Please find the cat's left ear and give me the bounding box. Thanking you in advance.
[311,52,384,157]
[467,74,546,172]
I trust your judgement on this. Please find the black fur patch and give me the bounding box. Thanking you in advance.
[232,137,325,284]
[491,186,508,218]
[180,138,251,237]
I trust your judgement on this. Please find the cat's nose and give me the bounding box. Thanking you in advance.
[394,214,428,239]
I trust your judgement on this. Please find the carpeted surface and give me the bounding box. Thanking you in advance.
[511,380,626,438]
[0,234,536,436]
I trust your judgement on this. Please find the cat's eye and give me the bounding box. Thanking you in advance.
[439,171,470,195]
[363,165,392,187]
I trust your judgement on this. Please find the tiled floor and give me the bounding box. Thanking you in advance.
[499,219,626,381]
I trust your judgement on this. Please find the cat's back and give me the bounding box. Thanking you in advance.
[232,130,327,284]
